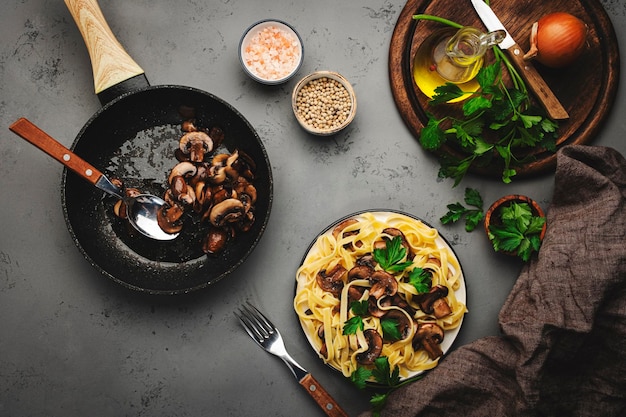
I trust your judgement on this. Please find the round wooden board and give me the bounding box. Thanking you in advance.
[389,0,620,178]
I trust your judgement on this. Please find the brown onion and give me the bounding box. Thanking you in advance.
[523,12,588,68]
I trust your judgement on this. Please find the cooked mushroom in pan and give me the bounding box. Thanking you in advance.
[113,118,259,255]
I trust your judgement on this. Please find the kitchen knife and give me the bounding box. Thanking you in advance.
[470,0,569,120]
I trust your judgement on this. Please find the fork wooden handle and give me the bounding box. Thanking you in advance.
[299,374,348,417]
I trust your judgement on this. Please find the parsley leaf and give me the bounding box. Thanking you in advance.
[373,236,413,273]
[440,187,484,232]
[381,317,402,341]
[408,268,432,294]
[419,116,447,150]
[350,366,373,389]
[370,393,389,417]
[430,83,464,104]
[350,300,369,316]
[343,300,369,335]
[342,316,363,335]
[372,357,401,387]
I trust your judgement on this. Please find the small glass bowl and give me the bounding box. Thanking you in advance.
[291,71,357,136]
[239,19,304,85]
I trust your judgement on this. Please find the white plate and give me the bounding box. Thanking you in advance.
[294,209,467,382]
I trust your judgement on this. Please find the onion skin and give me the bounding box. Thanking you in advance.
[524,12,588,68]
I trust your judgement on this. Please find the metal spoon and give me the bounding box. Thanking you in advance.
[9,117,179,241]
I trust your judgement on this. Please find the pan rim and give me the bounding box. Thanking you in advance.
[61,84,273,295]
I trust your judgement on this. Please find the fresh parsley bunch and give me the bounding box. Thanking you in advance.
[420,59,558,186]
[413,15,559,186]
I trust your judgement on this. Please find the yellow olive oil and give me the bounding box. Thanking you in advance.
[413,28,481,103]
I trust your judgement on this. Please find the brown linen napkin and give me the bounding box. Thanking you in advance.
[359,145,626,417]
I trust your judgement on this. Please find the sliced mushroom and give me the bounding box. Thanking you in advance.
[207,164,228,184]
[237,205,255,232]
[202,226,229,255]
[211,153,231,167]
[356,329,383,365]
[224,150,241,180]
[369,270,398,299]
[368,297,387,318]
[382,227,414,259]
[356,254,377,269]
[316,264,346,296]
[348,286,366,302]
[170,175,196,206]
[380,294,416,317]
[373,228,413,259]
[331,218,362,249]
[234,177,257,204]
[188,163,209,186]
[156,203,185,234]
[179,131,213,163]
[412,322,445,360]
[347,265,374,282]
[209,198,244,227]
[181,119,198,132]
[193,181,212,213]
[415,285,452,318]
[346,265,373,301]
[383,310,412,341]
[113,187,142,219]
[240,153,257,180]
[317,325,328,359]
[168,161,197,184]
[332,218,359,239]
[214,186,237,205]
[113,200,127,219]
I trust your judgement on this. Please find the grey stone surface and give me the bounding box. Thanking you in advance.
[0,1,624,416]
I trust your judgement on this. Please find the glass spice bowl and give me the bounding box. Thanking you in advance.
[239,19,304,85]
[291,71,357,136]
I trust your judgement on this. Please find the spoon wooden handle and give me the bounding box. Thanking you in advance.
[64,0,144,94]
[9,117,104,186]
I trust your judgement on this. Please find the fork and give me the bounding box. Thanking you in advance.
[236,302,348,417]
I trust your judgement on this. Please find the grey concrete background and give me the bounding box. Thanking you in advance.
[0,0,624,416]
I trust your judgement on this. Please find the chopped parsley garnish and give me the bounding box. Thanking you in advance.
[440,187,484,232]
[407,268,432,294]
[381,317,402,341]
[342,300,369,335]
[373,235,413,273]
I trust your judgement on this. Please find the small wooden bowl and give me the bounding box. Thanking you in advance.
[484,194,547,256]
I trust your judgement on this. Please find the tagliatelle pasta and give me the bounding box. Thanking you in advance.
[294,211,467,381]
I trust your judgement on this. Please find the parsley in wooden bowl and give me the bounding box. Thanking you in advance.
[484,195,547,262]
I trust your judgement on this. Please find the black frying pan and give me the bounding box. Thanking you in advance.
[61,0,273,294]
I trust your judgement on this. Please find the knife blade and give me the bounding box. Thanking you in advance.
[470,0,569,120]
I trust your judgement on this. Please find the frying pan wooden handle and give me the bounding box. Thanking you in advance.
[64,0,144,95]
[9,118,104,186]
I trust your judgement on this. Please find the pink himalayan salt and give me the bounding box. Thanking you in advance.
[244,25,301,81]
